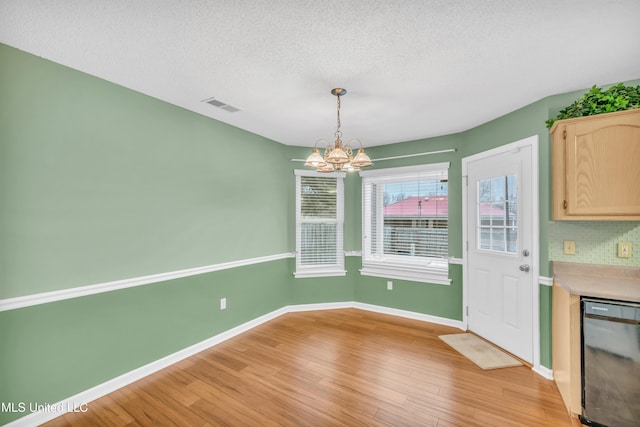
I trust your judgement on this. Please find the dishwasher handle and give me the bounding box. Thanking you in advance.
[583,299,640,322]
[583,312,640,325]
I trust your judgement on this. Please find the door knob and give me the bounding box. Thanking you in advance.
[519,264,530,272]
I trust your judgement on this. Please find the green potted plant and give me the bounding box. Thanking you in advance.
[546,83,640,129]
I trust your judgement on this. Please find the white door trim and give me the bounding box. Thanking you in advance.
[461,135,540,370]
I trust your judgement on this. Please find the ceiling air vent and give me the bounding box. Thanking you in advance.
[202,96,241,113]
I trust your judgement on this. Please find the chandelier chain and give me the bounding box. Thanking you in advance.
[335,94,341,137]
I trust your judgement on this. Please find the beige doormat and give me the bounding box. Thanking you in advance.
[439,333,522,370]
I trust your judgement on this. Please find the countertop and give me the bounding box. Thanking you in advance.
[552,262,640,303]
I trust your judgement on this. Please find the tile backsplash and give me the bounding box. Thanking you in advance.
[548,221,640,266]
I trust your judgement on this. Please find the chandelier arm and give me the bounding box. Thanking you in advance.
[346,139,364,149]
[314,139,330,149]
[344,146,353,158]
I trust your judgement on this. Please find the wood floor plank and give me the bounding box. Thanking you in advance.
[43,308,574,426]
[81,395,135,427]
[186,380,281,427]
[374,404,439,427]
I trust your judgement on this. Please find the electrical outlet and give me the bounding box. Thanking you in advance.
[220,298,227,310]
[563,240,576,255]
[387,281,393,290]
[617,242,632,258]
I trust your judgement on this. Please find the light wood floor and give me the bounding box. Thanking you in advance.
[45,308,577,426]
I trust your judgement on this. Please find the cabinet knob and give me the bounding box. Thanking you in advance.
[563,200,567,209]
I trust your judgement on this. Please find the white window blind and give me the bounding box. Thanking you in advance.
[360,163,451,285]
[294,170,345,278]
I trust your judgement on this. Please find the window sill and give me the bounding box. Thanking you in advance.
[360,263,451,285]
[293,269,347,279]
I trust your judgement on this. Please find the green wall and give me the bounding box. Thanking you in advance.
[0,43,291,299]
[0,260,291,426]
[2,42,639,425]
[539,285,552,368]
[0,42,293,425]
[355,265,464,320]
[289,257,358,304]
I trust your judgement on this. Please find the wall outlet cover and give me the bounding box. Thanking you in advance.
[617,242,632,258]
[563,240,576,255]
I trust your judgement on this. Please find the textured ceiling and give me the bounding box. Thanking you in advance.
[1,0,639,147]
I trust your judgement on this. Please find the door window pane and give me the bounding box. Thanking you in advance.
[477,174,518,254]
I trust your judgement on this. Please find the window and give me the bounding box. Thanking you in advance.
[360,163,450,285]
[294,170,345,278]
[478,174,518,254]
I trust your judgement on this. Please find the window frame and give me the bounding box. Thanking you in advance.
[294,169,346,278]
[360,163,451,285]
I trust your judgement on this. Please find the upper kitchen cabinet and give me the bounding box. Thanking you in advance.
[550,109,640,220]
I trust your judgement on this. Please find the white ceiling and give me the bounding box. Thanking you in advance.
[1,0,639,147]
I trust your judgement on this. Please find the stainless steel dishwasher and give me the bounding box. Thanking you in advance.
[581,298,640,427]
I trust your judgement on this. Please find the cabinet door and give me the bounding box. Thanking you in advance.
[551,280,581,415]
[565,121,640,215]
[550,109,640,220]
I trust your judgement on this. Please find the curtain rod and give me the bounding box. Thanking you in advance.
[372,148,456,161]
[291,148,456,163]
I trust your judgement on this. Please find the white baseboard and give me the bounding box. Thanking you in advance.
[532,364,553,380]
[354,302,466,330]
[285,301,355,312]
[2,302,471,427]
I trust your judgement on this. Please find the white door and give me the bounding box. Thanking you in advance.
[464,141,536,363]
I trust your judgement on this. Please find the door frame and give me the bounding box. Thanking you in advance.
[461,135,540,369]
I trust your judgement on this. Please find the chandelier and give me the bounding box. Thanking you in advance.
[305,88,372,173]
